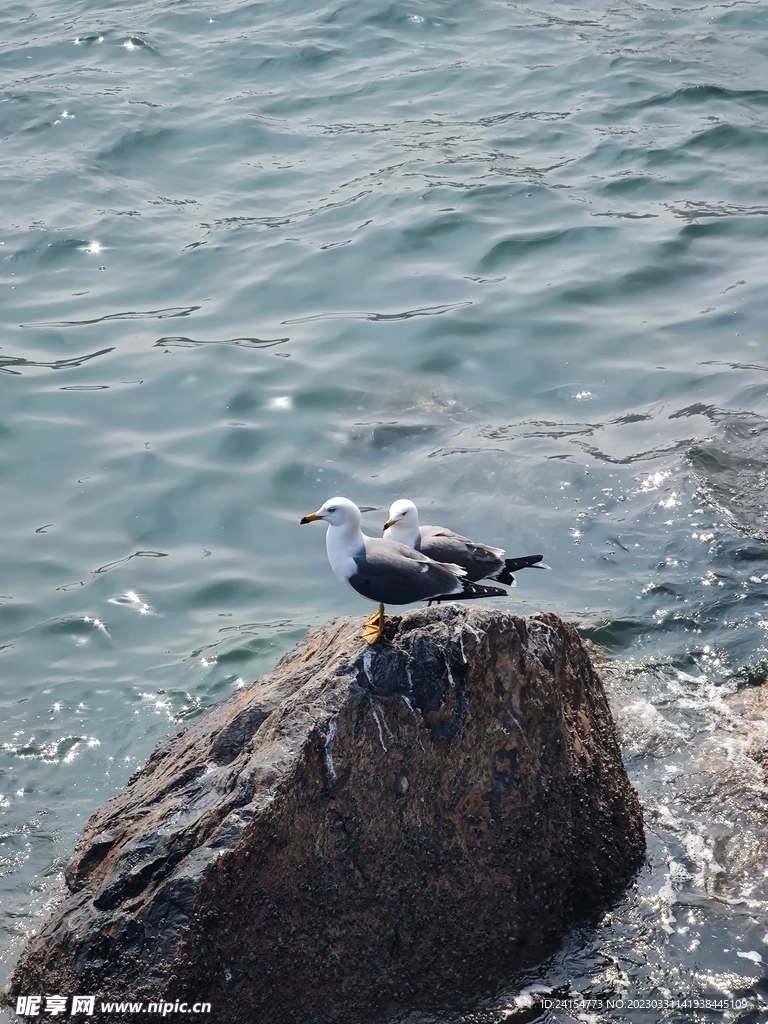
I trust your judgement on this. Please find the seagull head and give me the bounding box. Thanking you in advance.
[300,496,362,528]
[384,498,419,532]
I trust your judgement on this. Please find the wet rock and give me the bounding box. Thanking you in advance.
[722,685,768,781]
[6,606,645,1023]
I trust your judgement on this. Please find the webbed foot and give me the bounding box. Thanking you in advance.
[362,604,385,645]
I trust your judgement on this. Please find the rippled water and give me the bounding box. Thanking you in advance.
[3,0,768,1018]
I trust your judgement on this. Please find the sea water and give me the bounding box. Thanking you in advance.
[2,1,768,1020]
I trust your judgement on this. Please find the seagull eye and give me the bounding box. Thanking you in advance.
[327,507,336,513]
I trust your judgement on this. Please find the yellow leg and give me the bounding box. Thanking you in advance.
[361,603,385,645]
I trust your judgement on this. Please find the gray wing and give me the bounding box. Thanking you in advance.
[349,537,464,605]
[419,525,505,583]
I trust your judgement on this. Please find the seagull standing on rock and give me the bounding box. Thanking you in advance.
[383,498,547,586]
[300,496,506,644]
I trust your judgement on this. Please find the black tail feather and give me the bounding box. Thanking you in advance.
[429,580,507,605]
[495,554,545,586]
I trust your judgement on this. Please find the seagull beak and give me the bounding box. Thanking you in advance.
[300,512,322,524]
[383,518,396,530]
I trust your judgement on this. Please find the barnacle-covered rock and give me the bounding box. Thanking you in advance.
[6,606,644,1023]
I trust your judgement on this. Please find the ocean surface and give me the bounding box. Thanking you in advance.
[2,0,768,1019]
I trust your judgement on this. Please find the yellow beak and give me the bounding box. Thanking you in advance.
[300,512,322,524]
[383,518,396,530]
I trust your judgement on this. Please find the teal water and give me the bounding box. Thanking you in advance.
[3,0,768,1018]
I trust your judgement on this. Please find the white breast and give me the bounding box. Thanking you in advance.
[325,525,363,586]
[383,521,421,549]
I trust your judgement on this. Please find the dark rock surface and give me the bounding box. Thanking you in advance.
[6,606,645,1023]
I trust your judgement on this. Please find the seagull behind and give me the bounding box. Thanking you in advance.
[383,498,547,586]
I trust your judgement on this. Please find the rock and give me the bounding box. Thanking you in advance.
[710,684,768,786]
[6,606,645,1023]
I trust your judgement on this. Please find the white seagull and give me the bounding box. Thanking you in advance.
[300,496,505,643]
[383,498,547,586]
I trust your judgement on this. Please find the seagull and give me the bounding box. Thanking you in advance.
[300,496,506,644]
[383,498,547,586]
